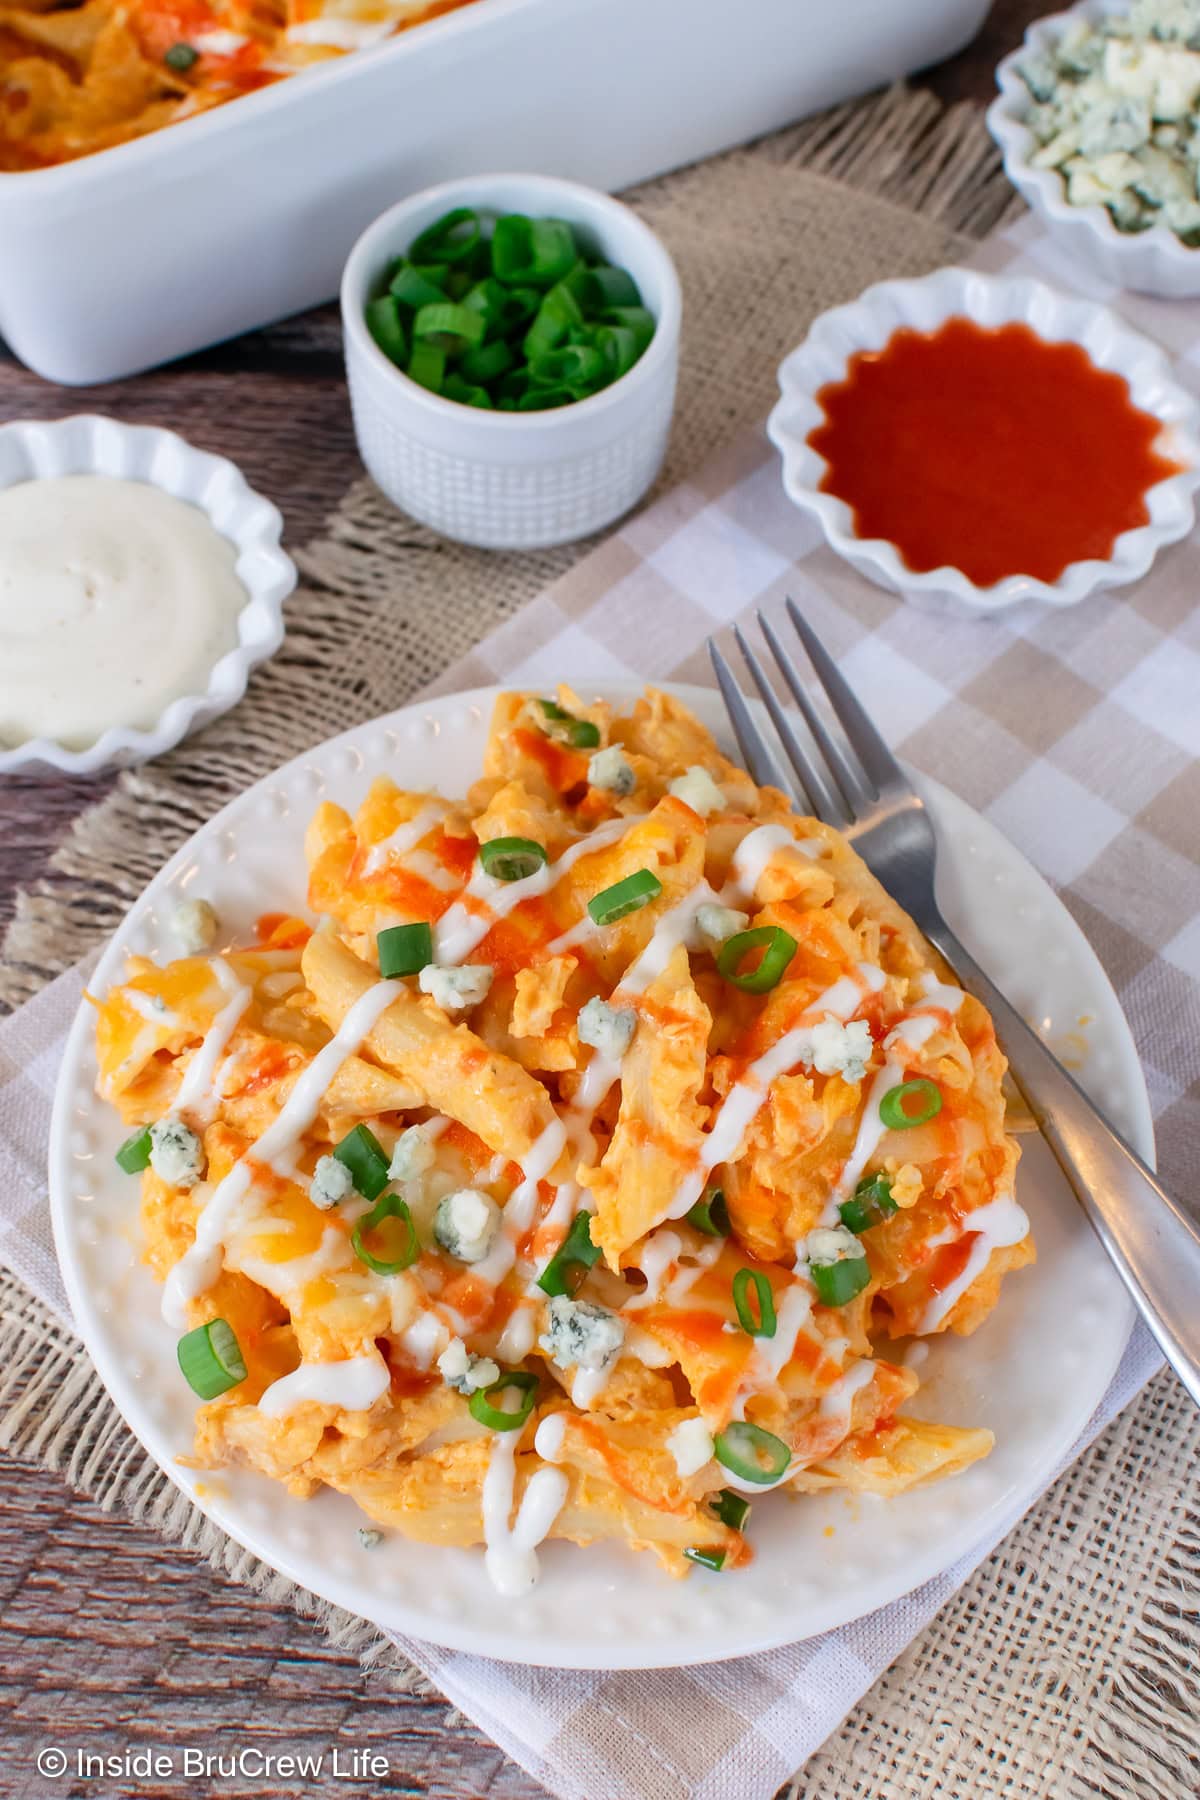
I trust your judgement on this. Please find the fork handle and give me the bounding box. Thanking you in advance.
[921,916,1200,1409]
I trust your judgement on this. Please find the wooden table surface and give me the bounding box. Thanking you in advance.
[0,7,1047,1796]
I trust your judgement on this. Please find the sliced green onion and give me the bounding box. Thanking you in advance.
[523,283,585,361]
[389,264,448,310]
[164,41,198,69]
[408,207,482,267]
[468,1369,538,1432]
[528,344,606,390]
[839,1173,898,1235]
[810,1254,871,1308]
[177,1319,246,1400]
[333,1123,391,1201]
[351,1191,420,1275]
[537,1211,601,1298]
[587,264,642,308]
[377,921,432,978]
[879,1079,942,1131]
[479,836,548,882]
[683,1547,726,1572]
[685,1187,730,1237]
[588,868,663,926]
[716,926,797,994]
[594,323,639,382]
[732,1268,777,1339]
[713,1420,791,1486]
[365,295,407,365]
[406,341,445,393]
[440,373,493,408]
[413,301,486,355]
[602,304,656,353]
[460,339,515,384]
[491,214,578,287]
[116,1127,152,1174]
[709,1488,750,1530]
[537,699,600,748]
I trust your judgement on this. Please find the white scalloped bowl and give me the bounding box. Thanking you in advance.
[988,0,1200,299]
[0,415,296,778]
[766,266,1200,616]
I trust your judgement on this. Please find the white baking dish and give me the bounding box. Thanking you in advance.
[0,0,991,386]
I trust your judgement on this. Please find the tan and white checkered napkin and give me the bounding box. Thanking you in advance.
[1,208,1197,1800]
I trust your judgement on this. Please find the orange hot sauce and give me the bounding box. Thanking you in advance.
[808,318,1184,587]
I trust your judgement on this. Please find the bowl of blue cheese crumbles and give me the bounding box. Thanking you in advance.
[989,0,1200,295]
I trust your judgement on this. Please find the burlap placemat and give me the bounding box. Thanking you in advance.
[1,86,1194,1800]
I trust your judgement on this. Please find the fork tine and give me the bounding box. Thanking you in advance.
[731,625,844,825]
[708,641,791,793]
[785,597,906,798]
[757,611,869,818]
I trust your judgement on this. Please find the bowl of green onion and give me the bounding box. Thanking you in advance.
[341,173,681,549]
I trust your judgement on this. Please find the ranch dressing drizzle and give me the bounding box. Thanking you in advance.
[174,960,251,1123]
[917,1193,1031,1334]
[481,1431,569,1597]
[258,1352,390,1419]
[362,802,449,875]
[161,977,402,1327]
[433,814,645,966]
[286,16,395,48]
[661,962,887,1231]
[0,476,247,752]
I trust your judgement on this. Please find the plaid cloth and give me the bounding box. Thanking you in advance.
[1,205,1197,1800]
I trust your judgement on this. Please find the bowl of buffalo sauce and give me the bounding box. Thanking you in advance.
[767,268,1200,615]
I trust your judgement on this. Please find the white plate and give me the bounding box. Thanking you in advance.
[49,684,1149,1670]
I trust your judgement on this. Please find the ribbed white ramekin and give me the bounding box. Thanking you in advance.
[766,266,1200,616]
[340,173,682,550]
[988,0,1200,299]
[0,415,295,777]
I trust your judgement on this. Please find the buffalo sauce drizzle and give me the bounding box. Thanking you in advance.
[808,318,1184,586]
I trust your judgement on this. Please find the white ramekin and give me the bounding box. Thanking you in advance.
[988,0,1200,299]
[766,266,1200,616]
[0,415,296,777]
[340,173,682,550]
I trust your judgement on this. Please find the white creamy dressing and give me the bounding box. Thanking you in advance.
[122,990,179,1027]
[917,1193,1031,1333]
[173,960,251,1124]
[817,1356,876,1427]
[161,977,402,1326]
[0,477,247,751]
[533,1412,567,1463]
[433,814,644,965]
[286,16,395,48]
[192,28,249,53]
[481,1431,570,1597]
[232,1225,349,1299]
[662,962,887,1232]
[258,1353,390,1418]
[362,802,449,876]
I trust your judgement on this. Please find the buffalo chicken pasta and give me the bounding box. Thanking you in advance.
[0,0,481,170]
[94,688,1032,1593]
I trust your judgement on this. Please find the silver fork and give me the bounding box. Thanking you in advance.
[710,597,1200,1408]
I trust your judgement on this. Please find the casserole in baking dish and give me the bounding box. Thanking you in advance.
[0,0,992,384]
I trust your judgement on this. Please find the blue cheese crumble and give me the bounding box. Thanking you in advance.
[577,996,637,1060]
[667,765,726,817]
[538,1295,625,1373]
[171,897,219,955]
[357,1527,384,1550]
[587,746,636,796]
[148,1118,205,1189]
[1018,1,1200,240]
[388,1123,439,1184]
[434,1187,502,1263]
[436,1336,501,1394]
[310,1153,354,1211]
[806,1224,862,1268]
[418,963,494,1013]
[794,1018,873,1083]
[690,902,750,954]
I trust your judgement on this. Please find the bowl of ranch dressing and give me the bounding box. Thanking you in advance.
[0,415,295,776]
